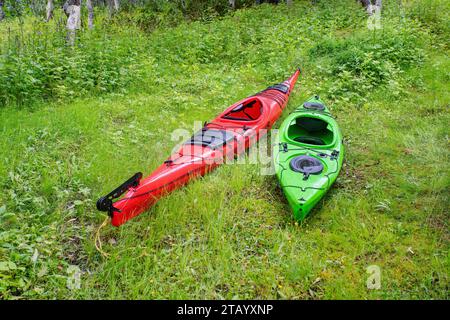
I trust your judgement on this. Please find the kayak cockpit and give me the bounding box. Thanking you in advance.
[222,98,263,121]
[287,116,334,146]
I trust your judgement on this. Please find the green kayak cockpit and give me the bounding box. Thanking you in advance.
[287,116,335,146]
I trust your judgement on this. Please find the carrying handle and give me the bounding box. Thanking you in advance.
[96,172,143,217]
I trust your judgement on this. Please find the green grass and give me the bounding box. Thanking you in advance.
[0,0,448,299]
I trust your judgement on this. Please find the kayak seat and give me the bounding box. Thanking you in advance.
[294,136,326,145]
[222,99,262,121]
[186,129,235,150]
[288,116,334,146]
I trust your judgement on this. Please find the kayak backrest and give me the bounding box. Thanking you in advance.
[287,116,335,146]
[296,117,328,132]
[222,98,262,121]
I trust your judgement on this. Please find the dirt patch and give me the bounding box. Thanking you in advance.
[426,211,450,244]
[59,215,90,268]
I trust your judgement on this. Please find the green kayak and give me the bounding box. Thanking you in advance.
[273,96,344,220]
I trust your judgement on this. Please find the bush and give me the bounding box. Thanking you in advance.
[114,0,256,31]
[406,0,450,36]
[0,21,146,108]
[309,22,427,104]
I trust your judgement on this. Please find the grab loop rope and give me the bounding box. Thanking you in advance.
[94,216,110,258]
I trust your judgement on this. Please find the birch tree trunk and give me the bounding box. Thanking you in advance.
[65,0,81,45]
[107,0,113,17]
[113,0,120,11]
[359,0,371,8]
[86,0,94,29]
[359,0,382,16]
[107,0,120,16]
[374,0,382,12]
[0,1,5,22]
[180,0,186,13]
[46,0,54,21]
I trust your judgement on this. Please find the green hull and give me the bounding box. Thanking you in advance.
[273,96,344,220]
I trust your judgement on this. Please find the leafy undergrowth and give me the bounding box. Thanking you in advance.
[0,10,148,108]
[0,1,448,299]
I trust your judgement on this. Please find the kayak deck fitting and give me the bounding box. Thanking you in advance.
[97,69,300,226]
[273,96,344,221]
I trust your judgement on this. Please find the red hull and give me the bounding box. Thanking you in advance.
[101,70,300,226]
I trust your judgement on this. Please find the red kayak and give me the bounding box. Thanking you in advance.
[97,69,300,226]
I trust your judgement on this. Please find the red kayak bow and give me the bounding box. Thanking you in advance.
[97,69,300,226]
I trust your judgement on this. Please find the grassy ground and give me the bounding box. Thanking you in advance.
[0,1,448,299]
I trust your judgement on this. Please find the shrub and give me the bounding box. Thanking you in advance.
[0,21,145,108]
[406,0,450,36]
[309,22,427,104]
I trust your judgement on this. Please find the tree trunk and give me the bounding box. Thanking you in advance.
[86,0,94,29]
[106,0,113,17]
[359,0,371,8]
[359,0,382,16]
[107,0,119,16]
[46,0,54,21]
[180,0,186,12]
[0,1,5,22]
[66,1,81,45]
[63,1,70,17]
[375,0,382,11]
[113,0,120,11]
[363,0,382,30]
